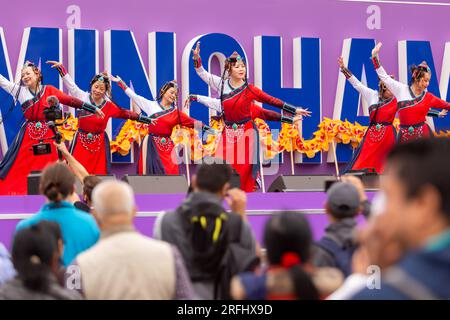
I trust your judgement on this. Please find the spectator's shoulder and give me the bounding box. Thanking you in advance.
[159,210,171,220]
[71,208,100,236]
[158,210,178,229]
[73,208,96,223]
[16,214,40,231]
[351,282,410,300]
[15,219,28,231]
[311,241,336,268]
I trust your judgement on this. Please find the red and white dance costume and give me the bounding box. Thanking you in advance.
[0,74,98,195]
[193,95,283,122]
[117,82,207,175]
[341,68,397,174]
[372,57,450,142]
[56,66,151,174]
[194,64,296,192]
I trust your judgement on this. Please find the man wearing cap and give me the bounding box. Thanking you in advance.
[312,178,370,278]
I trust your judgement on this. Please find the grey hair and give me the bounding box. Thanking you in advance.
[92,180,135,220]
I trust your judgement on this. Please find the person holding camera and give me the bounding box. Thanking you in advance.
[0,61,104,195]
[47,61,154,175]
[191,42,311,192]
[15,162,100,267]
[54,141,101,213]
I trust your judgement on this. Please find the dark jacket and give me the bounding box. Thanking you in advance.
[153,191,257,299]
[0,275,82,300]
[312,218,357,268]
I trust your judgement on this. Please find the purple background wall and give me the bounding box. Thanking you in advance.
[0,0,448,181]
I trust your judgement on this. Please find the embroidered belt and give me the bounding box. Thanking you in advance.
[27,121,49,141]
[367,122,392,143]
[78,130,102,153]
[399,122,426,142]
[150,134,173,152]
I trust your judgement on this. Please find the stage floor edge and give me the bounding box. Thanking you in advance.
[0,192,372,249]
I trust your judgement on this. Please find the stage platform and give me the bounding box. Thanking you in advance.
[0,192,373,249]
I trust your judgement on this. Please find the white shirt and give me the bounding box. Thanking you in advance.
[196,94,222,113]
[376,66,419,102]
[195,66,239,96]
[326,274,369,300]
[62,74,91,103]
[348,75,380,107]
[0,74,37,104]
[123,88,163,116]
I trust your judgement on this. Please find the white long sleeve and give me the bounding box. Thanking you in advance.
[196,95,222,113]
[195,66,222,93]
[62,74,90,102]
[124,88,162,116]
[0,74,22,101]
[376,66,412,102]
[0,74,37,104]
[326,274,369,300]
[348,75,379,106]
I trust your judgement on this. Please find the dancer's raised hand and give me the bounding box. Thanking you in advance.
[372,42,382,57]
[192,41,201,58]
[46,60,63,68]
[338,56,345,69]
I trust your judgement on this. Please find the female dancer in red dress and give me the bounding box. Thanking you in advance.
[0,61,103,195]
[188,94,289,123]
[371,43,450,143]
[339,56,398,174]
[111,77,214,175]
[192,42,310,192]
[47,61,153,174]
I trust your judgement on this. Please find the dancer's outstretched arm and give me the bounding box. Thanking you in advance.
[192,41,222,93]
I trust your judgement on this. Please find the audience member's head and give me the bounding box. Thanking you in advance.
[264,212,319,299]
[39,163,75,203]
[82,175,102,206]
[325,182,360,220]
[384,138,450,249]
[91,180,136,229]
[11,221,63,292]
[192,160,233,198]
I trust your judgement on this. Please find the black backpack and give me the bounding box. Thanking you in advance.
[179,200,259,299]
[316,237,357,277]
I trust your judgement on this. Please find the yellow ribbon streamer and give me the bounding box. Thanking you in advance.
[58,115,450,161]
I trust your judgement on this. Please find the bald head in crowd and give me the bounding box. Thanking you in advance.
[91,180,136,228]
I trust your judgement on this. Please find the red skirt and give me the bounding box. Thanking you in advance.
[70,131,109,175]
[346,123,396,174]
[214,120,259,192]
[137,135,179,175]
[0,121,59,195]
